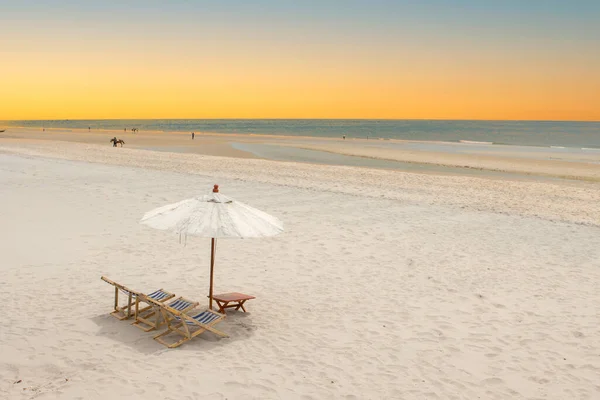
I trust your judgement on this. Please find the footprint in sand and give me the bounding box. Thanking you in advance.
[481,377,504,385]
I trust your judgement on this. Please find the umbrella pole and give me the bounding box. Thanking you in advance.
[209,238,215,310]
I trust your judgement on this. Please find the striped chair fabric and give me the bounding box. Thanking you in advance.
[147,289,172,301]
[119,288,170,301]
[168,299,195,311]
[180,310,221,325]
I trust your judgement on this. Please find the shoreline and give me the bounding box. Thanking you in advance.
[0,139,598,226]
[4,124,600,150]
[3,121,600,150]
[2,127,600,182]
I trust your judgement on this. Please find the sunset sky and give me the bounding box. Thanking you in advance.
[1,1,599,121]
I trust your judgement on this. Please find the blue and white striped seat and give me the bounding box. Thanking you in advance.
[167,298,196,311]
[154,307,228,348]
[120,288,170,300]
[179,310,222,325]
[133,296,198,332]
[147,289,172,301]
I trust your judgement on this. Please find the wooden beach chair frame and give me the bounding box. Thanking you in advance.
[101,276,176,321]
[101,276,137,320]
[132,296,198,332]
[149,298,228,348]
[131,288,176,316]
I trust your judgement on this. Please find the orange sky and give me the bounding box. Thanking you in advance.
[2,2,599,121]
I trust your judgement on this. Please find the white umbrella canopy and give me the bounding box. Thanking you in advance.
[141,192,283,238]
[140,184,283,309]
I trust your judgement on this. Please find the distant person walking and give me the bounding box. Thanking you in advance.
[192,132,195,140]
[342,135,346,140]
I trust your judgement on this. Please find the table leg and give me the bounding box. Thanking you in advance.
[216,300,227,314]
[235,300,248,312]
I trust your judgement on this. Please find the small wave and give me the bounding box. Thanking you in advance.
[550,146,565,149]
[459,140,494,145]
[582,147,600,151]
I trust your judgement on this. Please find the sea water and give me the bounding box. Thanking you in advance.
[4,119,600,148]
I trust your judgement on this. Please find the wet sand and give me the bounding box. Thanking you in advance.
[2,127,600,181]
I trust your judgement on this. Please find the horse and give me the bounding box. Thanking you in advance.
[110,138,125,147]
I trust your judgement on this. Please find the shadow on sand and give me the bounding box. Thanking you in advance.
[91,310,255,353]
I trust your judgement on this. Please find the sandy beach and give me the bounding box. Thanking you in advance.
[1,134,599,399]
[3,0,600,397]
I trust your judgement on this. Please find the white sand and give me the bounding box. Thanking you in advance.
[1,141,599,399]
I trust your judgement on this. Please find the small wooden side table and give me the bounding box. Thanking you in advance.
[211,292,256,313]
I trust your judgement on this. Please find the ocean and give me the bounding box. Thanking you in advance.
[3,119,600,148]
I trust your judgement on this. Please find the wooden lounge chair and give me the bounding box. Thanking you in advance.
[132,296,198,332]
[100,276,175,320]
[149,298,228,348]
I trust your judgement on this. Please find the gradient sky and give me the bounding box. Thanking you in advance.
[1,0,599,120]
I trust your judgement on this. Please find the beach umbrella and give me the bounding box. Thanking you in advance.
[140,184,284,309]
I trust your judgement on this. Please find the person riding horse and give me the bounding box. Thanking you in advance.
[110,137,125,147]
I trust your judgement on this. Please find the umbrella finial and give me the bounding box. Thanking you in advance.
[213,184,219,193]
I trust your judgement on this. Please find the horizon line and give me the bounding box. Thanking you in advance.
[2,118,599,123]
